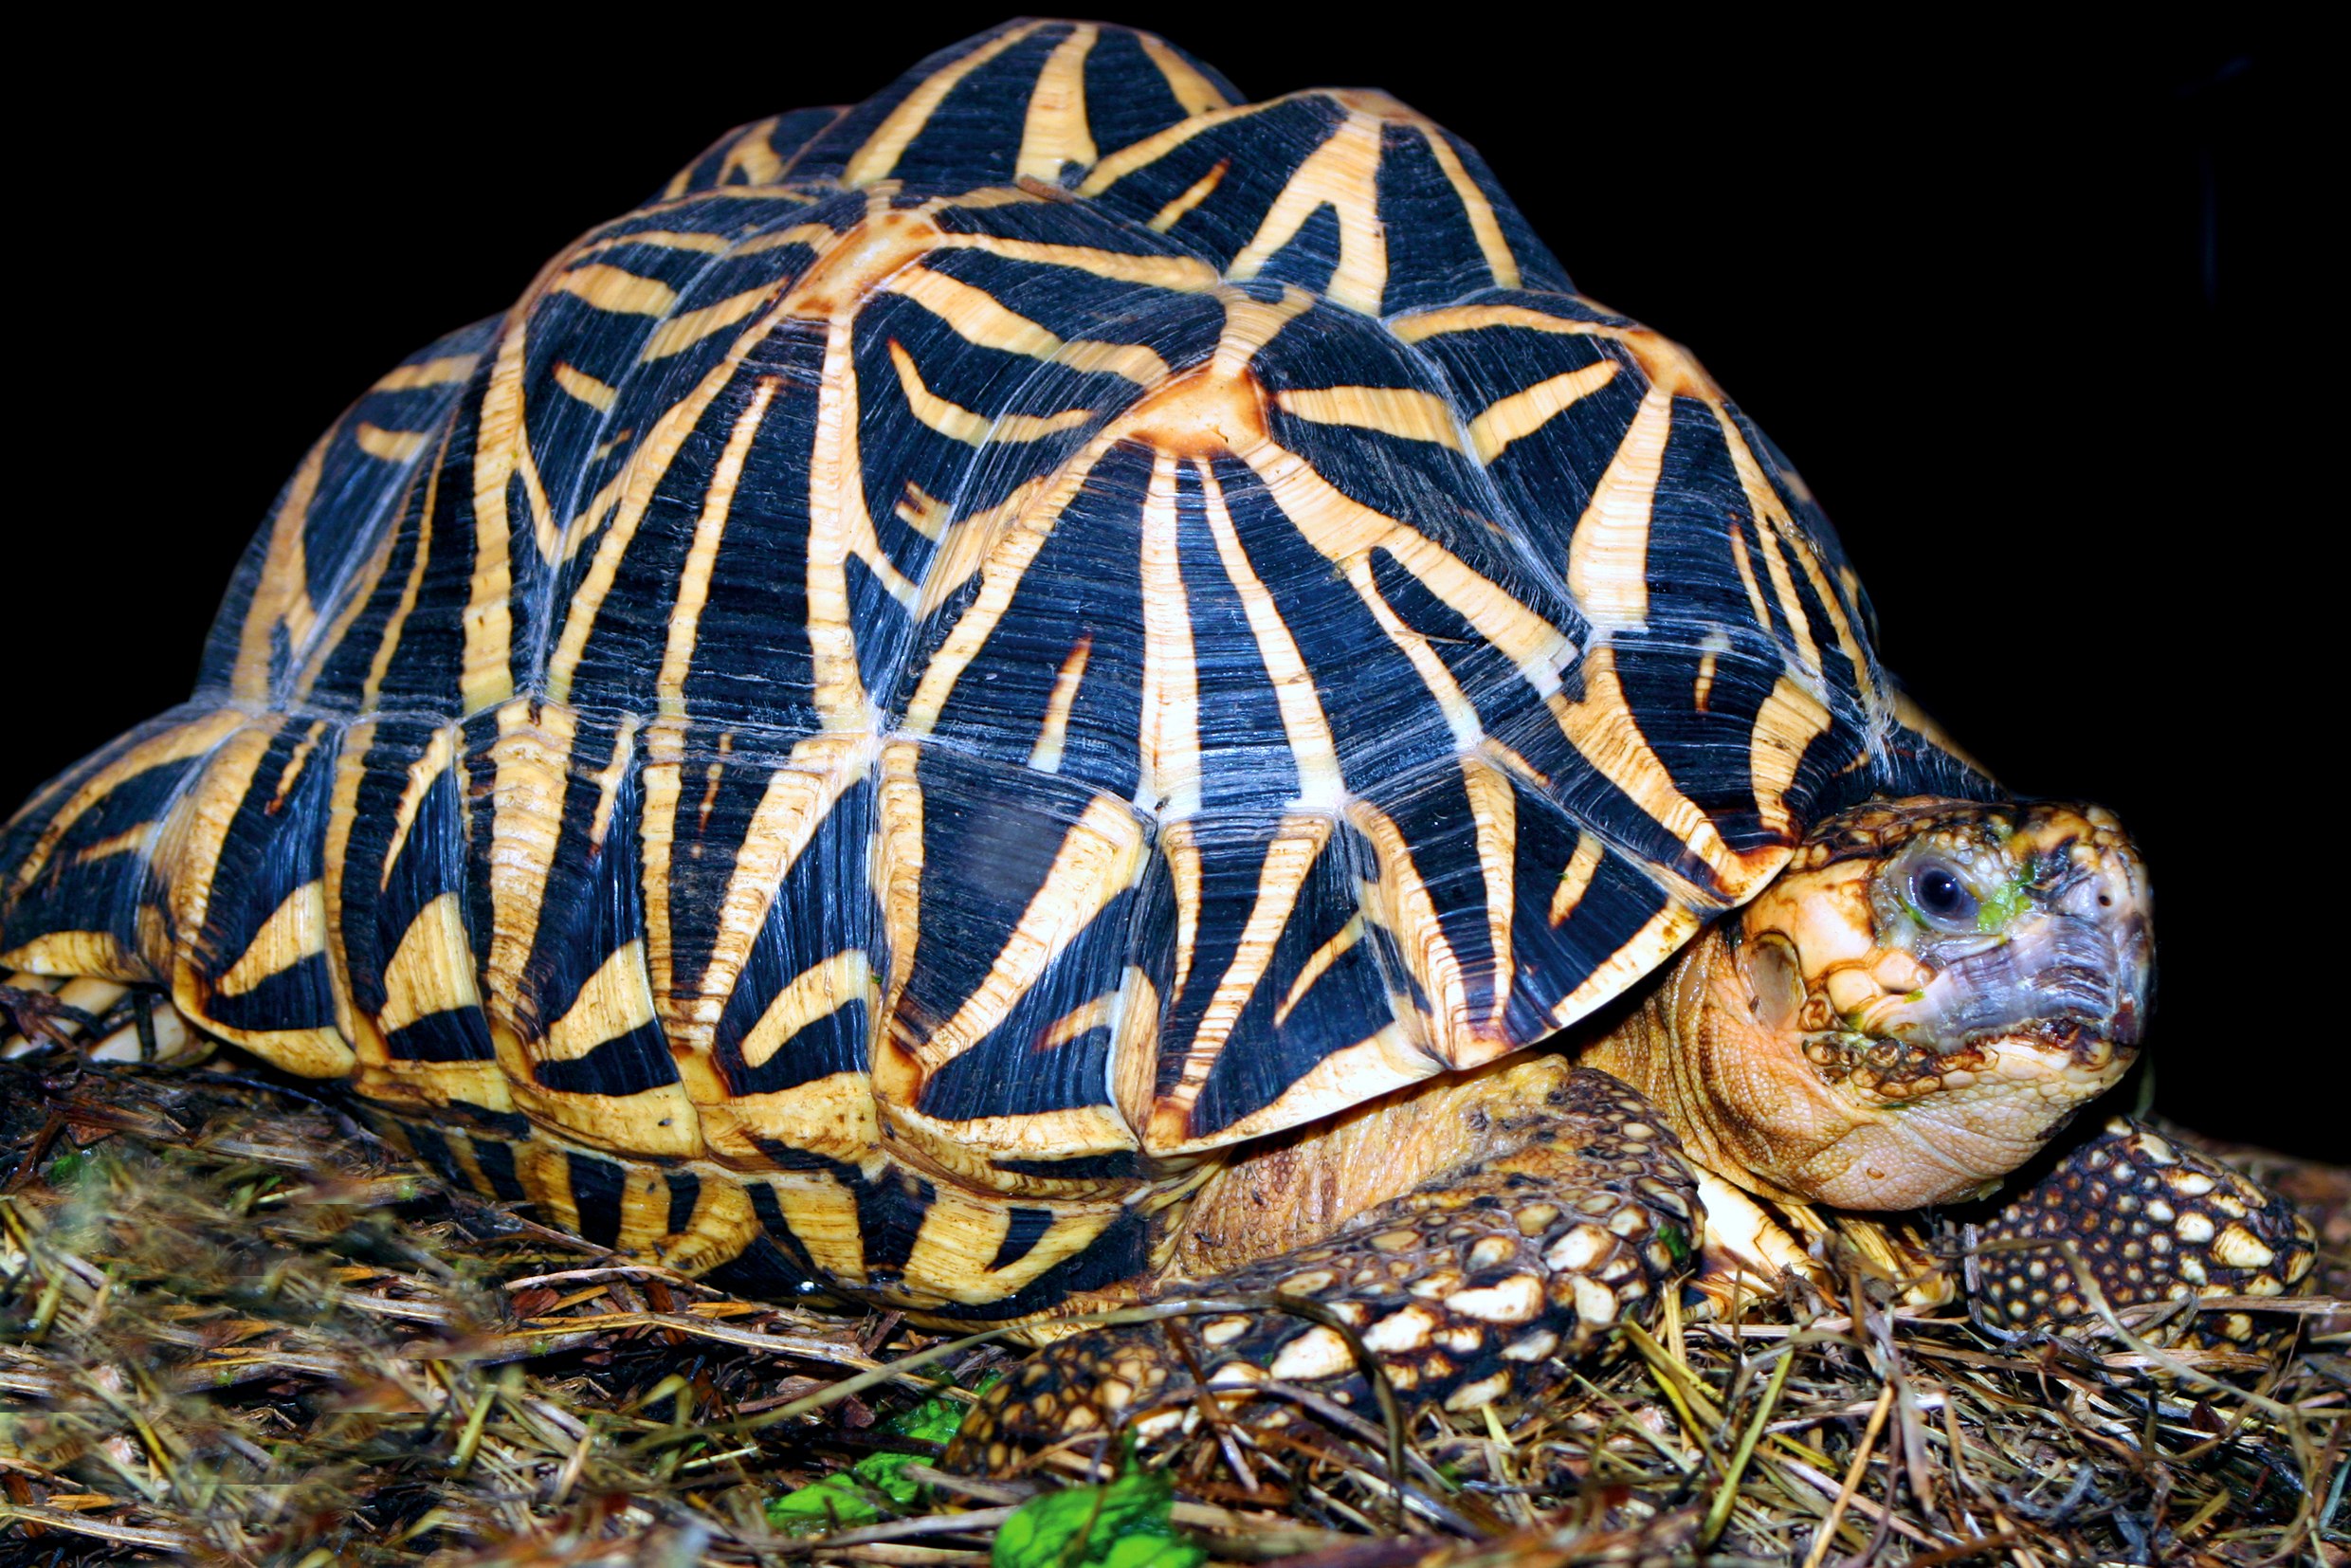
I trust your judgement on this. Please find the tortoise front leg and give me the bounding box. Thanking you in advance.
[949,1069,1700,1471]
[1962,1118,2320,1347]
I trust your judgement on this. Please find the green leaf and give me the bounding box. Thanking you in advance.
[765,1390,977,1534]
[992,1468,1203,1568]
[46,1151,84,1186]
[890,1390,975,1448]
[1096,1534,1207,1568]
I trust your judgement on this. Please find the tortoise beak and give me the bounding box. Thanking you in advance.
[1883,805,2154,1059]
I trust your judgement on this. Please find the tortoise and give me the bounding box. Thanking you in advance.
[0,19,2314,1463]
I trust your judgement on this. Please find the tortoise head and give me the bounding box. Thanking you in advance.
[1629,799,2152,1210]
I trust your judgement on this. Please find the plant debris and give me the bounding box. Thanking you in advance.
[2,1052,2343,1566]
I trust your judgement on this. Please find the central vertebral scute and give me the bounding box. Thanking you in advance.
[1119,366,1270,459]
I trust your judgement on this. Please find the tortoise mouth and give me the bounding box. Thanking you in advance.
[1800,1020,2132,1107]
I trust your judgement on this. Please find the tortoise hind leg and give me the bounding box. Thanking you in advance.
[2,975,205,1064]
[950,1067,1700,1471]
[1963,1117,2319,1348]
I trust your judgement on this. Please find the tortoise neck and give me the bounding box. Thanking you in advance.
[1576,928,1810,1203]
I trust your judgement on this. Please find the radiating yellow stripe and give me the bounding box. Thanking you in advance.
[1749,671,1833,839]
[1148,159,1227,231]
[1138,454,1200,817]
[292,449,413,705]
[377,729,456,894]
[228,437,325,701]
[888,264,1060,356]
[1028,633,1093,773]
[1416,125,1520,291]
[576,228,734,256]
[659,735,869,1080]
[1241,439,1575,690]
[640,283,777,361]
[733,222,840,257]
[1724,502,1775,635]
[1036,993,1118,1050]
[8,710,245,901]
[461,314,525,712]
[377,891,481,1035]
[1137,32,1231,114]
[355,442,442,709]
[1079,100,1248,196]
[1275,385,1461,447]
[540,940,658,1063]
[885,340,1095,444]
[68,825,149,866]
[546,328,815,702]
[898,432,1118,729]
[1159,820,1202,1011]
[372,355,479,392]
[1465,360,1620,463]
[1194,462,1343,809]
[1211,284,1315,380]
[1565,382,1672,629]
[1016,23,1098,180]
[661,118,785,195]
[479,702,573,1062]
[1390,302,1617,344]
[556,264,680,316]
[551,361,618,410]
[654,376,780,718]
[1347,554,1484,750]
[1714,408,1875,705]
[886,265,1170,384]
[738,951,870,1071]
[1055,337,1173,384]
[843,21,1045,187]
[1153,1017,1435,1154]
[1158,815,1332,1121]
[1548,832,1606,926]
[805,316,878,727]
[584,715,638,851]
[214,881,327,997]
[1274,912,1361,1029]
[1545,647,1754,896]
[886,796,1143,1088]
[164,727,356,1078]
[1226,110,1388,315]
[933,234,1219,291]
[355,423,428,462]
[1461,755,1517,1029]
[1545,903,1708,1031]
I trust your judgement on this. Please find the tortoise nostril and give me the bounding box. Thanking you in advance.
[2098,894,2112,907]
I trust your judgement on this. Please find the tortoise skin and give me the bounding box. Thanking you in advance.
[0,22,1982,1316]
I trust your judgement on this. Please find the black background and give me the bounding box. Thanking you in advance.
[9,17,2331,1156]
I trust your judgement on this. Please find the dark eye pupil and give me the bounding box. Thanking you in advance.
[1920,868,1964,915]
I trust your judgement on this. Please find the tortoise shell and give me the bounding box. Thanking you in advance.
[0,21,1980,1310]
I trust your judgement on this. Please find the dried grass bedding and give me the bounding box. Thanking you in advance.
[1,1053,2342,1567]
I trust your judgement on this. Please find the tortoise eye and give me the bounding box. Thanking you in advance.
[1908,862,1979,931]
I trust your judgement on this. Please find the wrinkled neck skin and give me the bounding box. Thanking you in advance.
[1581,929,2119,1208]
